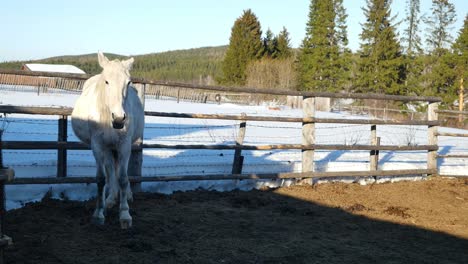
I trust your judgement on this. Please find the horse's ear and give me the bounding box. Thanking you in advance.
[98,52,109,68]
[122,57,134,71]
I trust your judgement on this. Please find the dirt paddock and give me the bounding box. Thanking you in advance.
[4,177,468,264]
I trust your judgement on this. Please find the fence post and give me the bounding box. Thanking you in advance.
[177,87,181,103]
[427,102,439,176]
[0,129,13,263]
[370,124,381,178]
[232,113,247,174]
[57,115,67,178]
[370,125,378,172]
[0,174,5,264]
[301,96,315,184]
[0,130,3,170]
[129,83,145,192]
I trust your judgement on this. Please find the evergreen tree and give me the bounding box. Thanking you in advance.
[453,15,468,81]
[221,9,263,86]
[357,0,403,94]
[275,27,293,59]
[298,0,347,92]
[263,29,277,58]
[402,0,424,95]
[335,0,349,52]
[335,0,352,91]
[424,0,457,56]
[450,15,468,107]
[428,50,458,103]
[245,26,294,90]
[402,0,423,55]
[423,0,457,100]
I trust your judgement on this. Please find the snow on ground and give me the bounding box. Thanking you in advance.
[1,90,467,210]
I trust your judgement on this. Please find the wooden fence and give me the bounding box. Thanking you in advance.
[435,109,468,177]
[0,70,445,185]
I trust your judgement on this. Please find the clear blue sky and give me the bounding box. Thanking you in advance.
[1,0,466,62]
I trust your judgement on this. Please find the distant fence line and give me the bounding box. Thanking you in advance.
[0,69,441,102]
[0,70,258,105]
[0,72,84,94]
[3,69,453,115]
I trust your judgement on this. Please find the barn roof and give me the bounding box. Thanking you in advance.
[23,63,86,74]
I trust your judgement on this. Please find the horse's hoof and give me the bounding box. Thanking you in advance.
[120,210,132,229]
[120,219,132,229]
[91,216,105,226]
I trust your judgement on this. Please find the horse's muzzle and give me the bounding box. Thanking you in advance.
[112,113,126,129]
[112,121,125,129]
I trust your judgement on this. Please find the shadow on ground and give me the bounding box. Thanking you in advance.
[5,179,468,264]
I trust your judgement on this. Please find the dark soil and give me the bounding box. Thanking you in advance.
[4,177,468,264]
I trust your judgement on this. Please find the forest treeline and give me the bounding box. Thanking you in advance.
[219,0,467,109]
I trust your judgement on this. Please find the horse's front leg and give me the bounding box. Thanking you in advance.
[117,142,132,229]
[91,139,119,209]
[91,167,106,225]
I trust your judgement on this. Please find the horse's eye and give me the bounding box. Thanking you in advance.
[105,80,109,85]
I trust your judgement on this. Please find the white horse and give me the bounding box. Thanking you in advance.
[71,52,144,229]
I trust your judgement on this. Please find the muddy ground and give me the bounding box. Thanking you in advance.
[4,177,468,264]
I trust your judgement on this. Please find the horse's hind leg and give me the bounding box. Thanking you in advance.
[91,167,106,225]
[117,143,132,229]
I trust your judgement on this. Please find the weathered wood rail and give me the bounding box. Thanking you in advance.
[0,140,438,151]
[0,105,440,126]
[8,169,436,185]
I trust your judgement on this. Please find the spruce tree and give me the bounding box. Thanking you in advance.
[221,9,263,86]
[335,0,349,52]
[424,0,457,56]
[423,0,457,100]
[275,27,293,59]
[357,0,403,94]
[453,15,468,80]
[263,29,277,58]
[335,0,352,91]
[298,0,346,92]
[402,0,424,95]
[402,0,423,55]
[451,15,467,107]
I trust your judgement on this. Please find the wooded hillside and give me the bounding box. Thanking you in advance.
[0,46,227,84]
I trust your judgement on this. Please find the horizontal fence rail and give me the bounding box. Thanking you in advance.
[437,154,468,159]
[437,132,468,137]
[0,141,438,151]
[0,105,440,126]
[8,169,437,185]
[436,110,468,115]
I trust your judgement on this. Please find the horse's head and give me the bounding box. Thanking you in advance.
[97,52,134,129]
